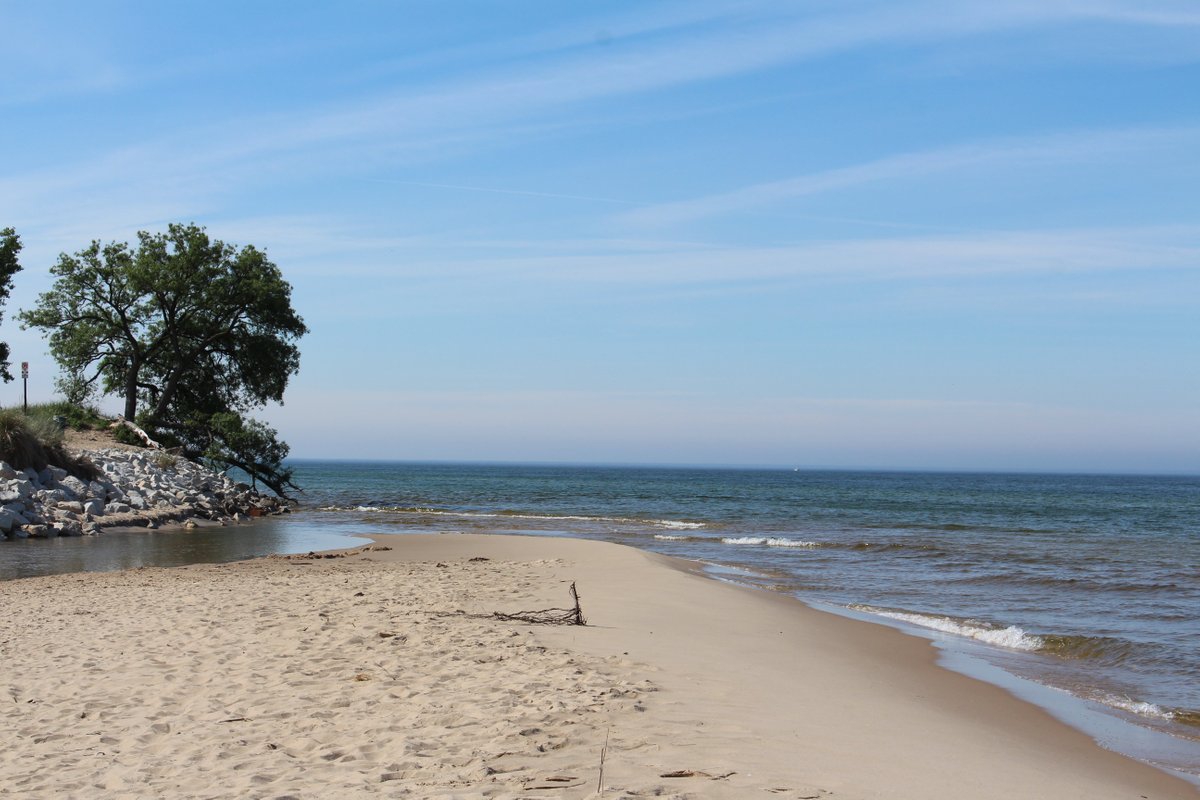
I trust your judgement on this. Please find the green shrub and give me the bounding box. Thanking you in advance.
[152,451,178,471]
[0,408,49,471]
[23,401,107,431]
[112,424,145,447]
[22,412,64,448]
[0,407,100,479]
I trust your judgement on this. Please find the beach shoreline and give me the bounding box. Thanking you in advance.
[2,531,1195,798]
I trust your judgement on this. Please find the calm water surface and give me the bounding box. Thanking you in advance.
[0,519,367,580]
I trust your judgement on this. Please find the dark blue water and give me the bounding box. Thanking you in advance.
[3,460,1197,774]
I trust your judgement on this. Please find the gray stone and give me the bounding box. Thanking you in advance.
[0,439,278,542]
[3,505,29,525]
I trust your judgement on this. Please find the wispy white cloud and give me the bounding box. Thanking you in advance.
[358,178,638,207]
[2,0,1197,254]
[238,219,1199,297]
[621,125,1200,227]
[4,1,1197,289]
[1049,0,1200,26]
[407,226,1200,286]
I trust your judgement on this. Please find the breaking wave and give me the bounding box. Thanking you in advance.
[850,606,1045,651]
[721,536,820,548]
[1088,694,1200,729]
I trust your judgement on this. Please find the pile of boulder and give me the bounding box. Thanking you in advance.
[0,447,288,539]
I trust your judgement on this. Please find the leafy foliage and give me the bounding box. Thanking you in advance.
[20,223,308,494]
[199,412,297,497]
[0,228,24,382]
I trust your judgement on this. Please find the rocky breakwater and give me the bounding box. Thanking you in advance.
[0,448,288,539]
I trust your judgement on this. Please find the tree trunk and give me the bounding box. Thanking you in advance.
[153,367,183,421]
[123,355,141,421]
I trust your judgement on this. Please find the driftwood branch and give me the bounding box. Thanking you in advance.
[493,582,587,626]
[111,416,162,449]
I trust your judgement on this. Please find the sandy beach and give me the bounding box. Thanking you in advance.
[1,532,1194,799]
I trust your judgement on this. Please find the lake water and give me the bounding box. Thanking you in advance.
[0,518,368,580]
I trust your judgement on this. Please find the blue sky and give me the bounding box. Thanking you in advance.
[2,1,1198,472]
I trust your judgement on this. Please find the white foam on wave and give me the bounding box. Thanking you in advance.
[721,536,818,548]
[654,534,690,541]
[656,520,705,530]
[855,607,1045,651]
[329,505,702,530]
[350,505,434,513]
[1101,696,1175,720]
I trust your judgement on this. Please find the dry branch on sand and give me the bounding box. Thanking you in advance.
[493,582,587,626]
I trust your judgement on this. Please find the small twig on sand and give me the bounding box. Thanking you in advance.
[597,726,610,795]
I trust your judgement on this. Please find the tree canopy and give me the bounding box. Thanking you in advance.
[20,223,308,495]
[0,228,24,382]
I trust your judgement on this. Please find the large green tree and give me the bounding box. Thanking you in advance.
[20,223,308,495]
[0,228,24,382]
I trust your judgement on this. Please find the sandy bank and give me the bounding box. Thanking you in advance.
[1,533,1193,798]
